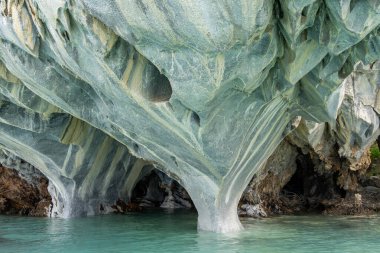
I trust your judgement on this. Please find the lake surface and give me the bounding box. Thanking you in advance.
[1,210,379,253]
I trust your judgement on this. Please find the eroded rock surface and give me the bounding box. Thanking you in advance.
[240,139,380,218]
[0,0,378,232]
[0,160,51,216]
[240,62,380,216]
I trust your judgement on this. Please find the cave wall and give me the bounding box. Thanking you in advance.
[0,0,378,232]
[0,151,51,216]
[241,62,380,216]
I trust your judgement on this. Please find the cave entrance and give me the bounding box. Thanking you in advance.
[239,147,348,218]
[117,170,194,212]
[281,153,346,214]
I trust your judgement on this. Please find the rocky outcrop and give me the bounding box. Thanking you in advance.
[0,165,50,216]
[0,150,52,216]
[240,61,380,216]
[239,140,299,217]
[240,139,380,218]
[0,1,378,232]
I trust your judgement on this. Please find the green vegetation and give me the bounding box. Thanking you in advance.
[370,145,380,159]
[368,144,380,176]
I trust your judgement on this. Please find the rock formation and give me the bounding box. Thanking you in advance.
[240,61,380,217]
[0,0,378,232]
[131,169,193,209]
[0,151,51,216]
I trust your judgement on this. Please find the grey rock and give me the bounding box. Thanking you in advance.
[0,0,378,232]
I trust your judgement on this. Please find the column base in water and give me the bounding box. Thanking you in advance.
[183,175,244,233]
[196,201,243,233]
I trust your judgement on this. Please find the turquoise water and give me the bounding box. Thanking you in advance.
[1,210,379,253]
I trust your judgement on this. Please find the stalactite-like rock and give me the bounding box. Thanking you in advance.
[0,0,378,232]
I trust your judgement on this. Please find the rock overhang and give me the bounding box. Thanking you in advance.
[0,0,378,232]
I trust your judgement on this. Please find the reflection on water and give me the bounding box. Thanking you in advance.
[0,210,379,253]
[0,236,12,244]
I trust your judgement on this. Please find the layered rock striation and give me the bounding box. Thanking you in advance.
[0,0,378,232]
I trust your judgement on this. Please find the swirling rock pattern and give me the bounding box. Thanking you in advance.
[0,0,378,232]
